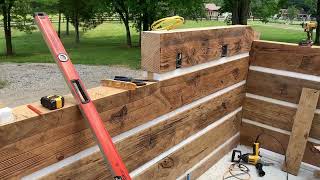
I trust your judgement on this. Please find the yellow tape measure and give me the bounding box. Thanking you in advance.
[41,95,64,110]
[151,16,184,31]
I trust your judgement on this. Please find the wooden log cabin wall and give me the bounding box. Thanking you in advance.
[241,40,320,170]
[1,26,287,180]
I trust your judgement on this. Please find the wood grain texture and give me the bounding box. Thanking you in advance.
[100,79,137,90]
[134,115,240,180]
[41,88,244,180]
[178,135,239,180]
[283,88,319,175]
[240,122,320,167]
[243,97,320,140]
[250,40,320,76]
[159,57,248,108]
[0,58,249,179]
[141,26,255,73]
[0,83,158,148]
[246,70,320,107]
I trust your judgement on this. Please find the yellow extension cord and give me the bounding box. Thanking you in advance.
[151,16,184,31]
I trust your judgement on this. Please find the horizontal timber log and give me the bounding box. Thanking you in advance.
[240,122,320,167]
[40,89,244,179]
[142,26,255,73]
[134,114,241,180]
[0,58,248,179]
[246,70,320,107]
[177,135,239,180]
[250,40,320,76]
[243,97,320,140]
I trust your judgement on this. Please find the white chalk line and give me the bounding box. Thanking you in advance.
[242,118,320,145]
[250,66,320,82]
[246,93,320,114]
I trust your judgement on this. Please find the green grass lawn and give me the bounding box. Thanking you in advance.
[0,22,141,68]
[0,20,309,68]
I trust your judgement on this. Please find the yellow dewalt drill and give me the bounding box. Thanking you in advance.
[300,21,317,46]
[231,142,265,177]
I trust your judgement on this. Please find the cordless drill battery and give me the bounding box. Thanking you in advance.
[41,95,64,110]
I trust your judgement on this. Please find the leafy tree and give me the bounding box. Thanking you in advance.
[287,5,299,21]
[0,0,35,56]
[110,0,133,47]
[60,0,104,43]
[135,0,205,33]
[251,0,279,23]
[106,0,205,48]
[303,0,317,15]
[31,0,63,36]
[278,0,289,8]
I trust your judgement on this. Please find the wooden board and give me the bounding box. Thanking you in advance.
[100,79,137,90]
[246,70,320,107]
[250,40,320,76]
[0,57,248,179]
[240,122,320,167]
[283,88,319,175]
[40,92,244,180]
[243,97,320,140]
[178,135,239,180]
[142,26,255,73]
[134,114,240,180]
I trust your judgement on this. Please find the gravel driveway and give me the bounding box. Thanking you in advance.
[0,63,143,108]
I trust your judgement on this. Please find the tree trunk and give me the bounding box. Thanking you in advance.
[123,18,132,48]
[115,5,132,47]
[2,2,13,56]
[232,0,250,25]
[142,12,149,31]
[239,0,250,25]
[66,16,70,35]
[232,0,240,25]
[74,14,80,43]
[138,18,142,47]
[315,0,320,45]
[58,11,61,38]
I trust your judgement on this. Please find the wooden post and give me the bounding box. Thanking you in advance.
[282,88,320,175]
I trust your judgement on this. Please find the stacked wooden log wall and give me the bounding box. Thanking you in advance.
[0,26,255,180]
[241,40,320,167]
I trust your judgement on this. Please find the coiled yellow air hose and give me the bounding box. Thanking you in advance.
[151,16,184,31]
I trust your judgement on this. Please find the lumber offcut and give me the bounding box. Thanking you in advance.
[100,79,137,90]
[283,88,319,175]
[141,26,255,73]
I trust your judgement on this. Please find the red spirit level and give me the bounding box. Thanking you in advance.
[34,12,131,180]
